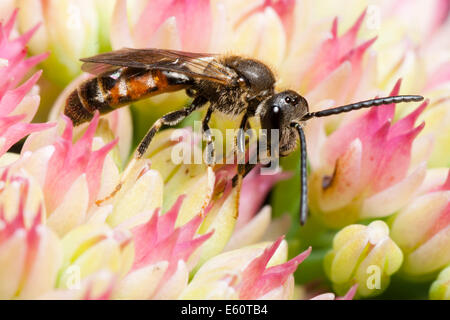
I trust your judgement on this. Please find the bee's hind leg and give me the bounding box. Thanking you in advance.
[96,96,207,205]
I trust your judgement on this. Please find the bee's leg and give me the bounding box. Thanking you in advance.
[236,113,248,164]
[233,114,252,211]
[136,96,207,158]
[232,163,257,187]
[202,107,216,167]
[96,96,207,205]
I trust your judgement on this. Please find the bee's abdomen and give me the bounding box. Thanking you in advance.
[64,68,194,126]
[64,89,96,125]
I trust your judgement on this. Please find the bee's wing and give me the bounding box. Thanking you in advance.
[81,48,235,85]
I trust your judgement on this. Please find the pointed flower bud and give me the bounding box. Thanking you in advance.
[429,264,450,300]
[324,221,403,298]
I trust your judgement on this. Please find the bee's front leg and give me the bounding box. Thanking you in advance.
[202,107,216,168]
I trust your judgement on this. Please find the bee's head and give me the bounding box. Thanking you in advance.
[257,90,308,156]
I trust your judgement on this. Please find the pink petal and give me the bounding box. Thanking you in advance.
[337,9,367,54]
[372,123,425,193]
[135,0,212,51]
[86,138,118,204]
[262,246,311,279]
[439,170,450,191]
[360,121,390,188]
[5,53,49,91]
[0,121,55,156]
[240,237,284,286]
[307,9,367,88]
[72,111,100,156]
[426,202,450,240]
[42,112,116,210]
[239,237,284,299]
[145,229,181,268]
[132,209,160,269]
[3,9,18,37]
[236,0,296,38]
[0,179,27,242]
[339,37,377,91]
[430,0,450,33]
[266,0,296,37]
[157,195,186,237]
[336,284,358,300]
[177,213,202,243]
[0,114,26,134]
[173,231,213,263]
[374,79,401,128]
[389,100,428,138]
[324,80,402,168]
[239,239,311,299]
[11,23,41,53]
[131,195,209,273]
[0,71,42,116]
[324,105,380,167]
[61,115,74,141]
[83,280,115,300]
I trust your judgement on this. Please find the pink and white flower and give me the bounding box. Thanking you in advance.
[391,169,450,277]
[181,236,311,299]
[309,81,428,228]
[0,177,62,299]
[0,11,52,157]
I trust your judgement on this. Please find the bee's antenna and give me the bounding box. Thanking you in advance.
[301,95,424,120]
[291,122,308,226]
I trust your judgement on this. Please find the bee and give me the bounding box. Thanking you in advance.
[65,48,424,225]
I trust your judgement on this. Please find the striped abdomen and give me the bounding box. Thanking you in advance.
[64,68,194,125]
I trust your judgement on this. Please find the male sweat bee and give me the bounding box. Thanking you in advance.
[65,48,424,225]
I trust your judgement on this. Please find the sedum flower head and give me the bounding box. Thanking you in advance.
[2,1,450,301]
[324,221,403,298]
